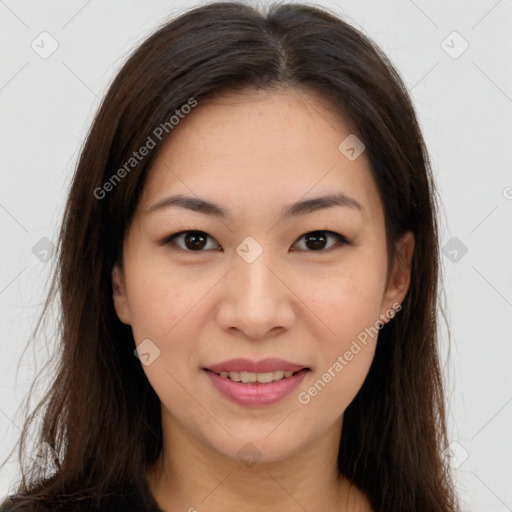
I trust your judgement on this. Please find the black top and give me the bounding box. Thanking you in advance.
[0,479,163,512]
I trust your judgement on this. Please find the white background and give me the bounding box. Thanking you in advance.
[0,1,511,510]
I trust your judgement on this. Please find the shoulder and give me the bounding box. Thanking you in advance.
[0,483,162,512]
[0,490,64,512]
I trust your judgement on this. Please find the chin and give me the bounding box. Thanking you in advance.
[197,420,320,467]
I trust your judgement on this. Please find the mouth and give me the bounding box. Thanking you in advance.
[203,361,310,407]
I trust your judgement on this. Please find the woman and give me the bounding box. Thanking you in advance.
[1,2,459,511]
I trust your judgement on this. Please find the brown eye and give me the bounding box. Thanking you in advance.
[164,231,220,251]
[161,229,349,253]
[292,231,349,251]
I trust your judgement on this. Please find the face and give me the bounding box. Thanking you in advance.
[112,88,414,464]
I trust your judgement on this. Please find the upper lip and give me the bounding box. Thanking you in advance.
[205,358,309,374]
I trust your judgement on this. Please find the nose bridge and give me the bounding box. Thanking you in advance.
[217,236,295,337]
[233,237,282,305]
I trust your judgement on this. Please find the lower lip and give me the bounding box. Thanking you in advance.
[204,369,309,407]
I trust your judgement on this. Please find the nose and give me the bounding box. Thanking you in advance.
[215,245,296,340]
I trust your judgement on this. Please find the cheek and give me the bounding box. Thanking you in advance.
[297,280,379,419]
[123,254,201,342]
[123,262,207,412]
[293,253,385,410]
[301,255,386,345]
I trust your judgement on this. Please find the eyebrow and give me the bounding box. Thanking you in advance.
[145,192,364,220]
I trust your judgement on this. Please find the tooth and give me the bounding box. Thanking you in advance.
[240,371,257,383]
[256,371,275,383]
[219,370,297,383]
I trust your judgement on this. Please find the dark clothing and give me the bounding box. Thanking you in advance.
[0,479,163,512]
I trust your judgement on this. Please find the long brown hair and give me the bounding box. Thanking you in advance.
[2,2,458,511]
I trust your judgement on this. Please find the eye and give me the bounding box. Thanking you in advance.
[161,230,350,253]
[162,230,221,252]
[292,230,350,252]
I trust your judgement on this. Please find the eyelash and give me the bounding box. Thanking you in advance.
[160,229,351,253]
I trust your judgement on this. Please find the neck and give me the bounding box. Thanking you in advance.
[146,412,372,512]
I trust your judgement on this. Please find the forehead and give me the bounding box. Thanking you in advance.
[138,88,382,226]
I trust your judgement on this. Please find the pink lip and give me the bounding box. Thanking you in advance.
[205,358,309,374]
[204,368,309,407]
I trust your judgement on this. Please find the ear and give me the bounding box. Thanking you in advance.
[380,230,415,318]
[112,263,132,325]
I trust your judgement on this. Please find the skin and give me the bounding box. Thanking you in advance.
[112,87,414,512]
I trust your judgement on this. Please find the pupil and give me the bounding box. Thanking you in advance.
[306,231,327,250]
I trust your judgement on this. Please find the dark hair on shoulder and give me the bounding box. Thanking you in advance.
[2,2,458,511]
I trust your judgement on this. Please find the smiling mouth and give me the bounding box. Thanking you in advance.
[204,367,310,407]
[205,369,307,384]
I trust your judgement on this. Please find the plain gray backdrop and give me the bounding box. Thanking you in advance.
[1,1,511,510]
